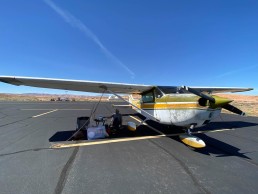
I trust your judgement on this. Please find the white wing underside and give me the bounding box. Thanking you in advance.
[0,76,152,94]
[0,76,253,94]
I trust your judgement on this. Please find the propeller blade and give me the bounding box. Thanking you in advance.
[182,86,245,114]
[182,86,215,102]
[222,104,246,116]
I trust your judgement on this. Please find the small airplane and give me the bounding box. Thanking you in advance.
[0,76,253,148]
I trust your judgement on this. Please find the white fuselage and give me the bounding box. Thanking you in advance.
[130,93,222,128]
[142,106,221,127]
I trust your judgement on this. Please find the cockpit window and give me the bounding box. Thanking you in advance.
[142,91,154,103]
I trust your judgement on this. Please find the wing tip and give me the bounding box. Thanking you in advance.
[0,76,22,86]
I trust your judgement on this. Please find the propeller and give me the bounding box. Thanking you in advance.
[222,104,246,116]
[182,86,215,102]
[182,86,246,116]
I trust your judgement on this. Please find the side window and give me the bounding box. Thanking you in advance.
[142,91,154,103]
[154,88,163,98]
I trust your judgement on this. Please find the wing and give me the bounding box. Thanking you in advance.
[158,86,253,94]
[189,87,253,93]
[0,76,252,94]
[0,76,153,94]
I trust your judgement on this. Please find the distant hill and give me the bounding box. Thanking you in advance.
[216,94,258,117]
[0,93,109,102]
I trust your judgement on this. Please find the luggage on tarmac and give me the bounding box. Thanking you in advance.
[87,126,109,140]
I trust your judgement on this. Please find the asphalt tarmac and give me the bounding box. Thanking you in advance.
[0,101,258,194]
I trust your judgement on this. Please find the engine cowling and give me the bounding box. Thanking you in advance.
[198,95,232,108]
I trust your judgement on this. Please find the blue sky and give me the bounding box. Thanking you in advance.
[0,0,257,95]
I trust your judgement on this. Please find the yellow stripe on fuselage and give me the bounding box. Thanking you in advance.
[140,103,201,109]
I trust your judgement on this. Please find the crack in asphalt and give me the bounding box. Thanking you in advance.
[54,147,79,194]
[0,148,54,157]
[149,139,210,194]
[0,117,32,128]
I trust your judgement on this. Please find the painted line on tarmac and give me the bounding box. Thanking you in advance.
[51,135,166,149]
[51,128,235,149]
[165,128,235,137]
[204,128,235,133]
[32,109,58,118]
[129,115,165,135]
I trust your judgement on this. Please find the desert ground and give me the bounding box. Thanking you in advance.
[217,94,258,117]
[0,93,257,116]
[0,93,110,102]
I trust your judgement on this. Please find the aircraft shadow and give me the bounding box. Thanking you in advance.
[48,113,256,161]
[48,125,158,142]
[49,131,76,142]
[196,121,258,131]
[130,113,255,160]
[192,133,251,160]
[166,134,251,159]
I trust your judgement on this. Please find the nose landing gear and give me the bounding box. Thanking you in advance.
[180,124,206,148]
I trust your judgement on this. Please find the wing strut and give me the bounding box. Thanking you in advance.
[107,90,160,122]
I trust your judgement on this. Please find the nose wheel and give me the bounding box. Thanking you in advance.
[180,124,206,148]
